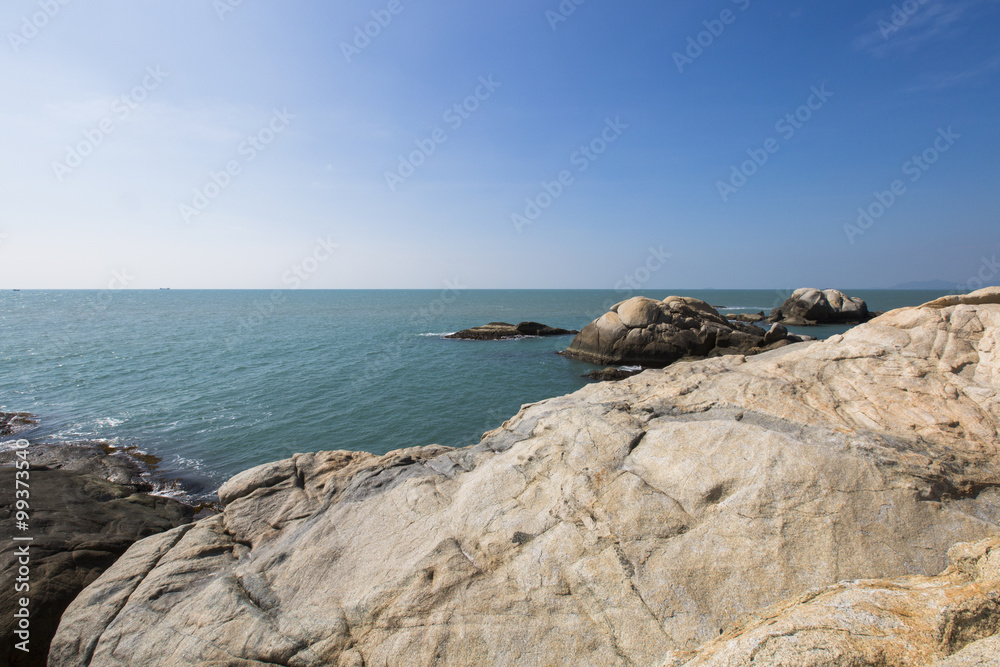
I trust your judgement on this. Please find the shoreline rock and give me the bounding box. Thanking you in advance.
[583,367,644,382]
[664,537,1000,666]
[445,321,579,340]
[50,287,1000,666]
[561,296,805,367]
[0,434,197,666]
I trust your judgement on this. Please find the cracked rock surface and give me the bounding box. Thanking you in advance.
[50,288,1000,666]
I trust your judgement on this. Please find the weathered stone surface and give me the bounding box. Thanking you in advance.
[0,462,194,667]
[51,288,1000,666]
[769,287,873,325]
[662,537,1000,666]
[562,296,800,367]
[445,321,578,340]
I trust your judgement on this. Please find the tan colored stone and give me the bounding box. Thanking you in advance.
[51,289,1000,666]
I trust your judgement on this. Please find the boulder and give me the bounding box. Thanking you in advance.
[562,296,798,367]
[51,287,1000,666]
[445,321,578,340]
[0,444,195,667]
[769,288,873,325]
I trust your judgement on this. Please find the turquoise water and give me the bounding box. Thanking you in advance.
[0,289,954,500]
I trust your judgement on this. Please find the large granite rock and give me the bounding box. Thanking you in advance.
[562,296,799,367]
[0,443,195,667]
[51,288,1000,666]
[664,537,1000,666]
[445,321,578,340]
[769,287,874,325]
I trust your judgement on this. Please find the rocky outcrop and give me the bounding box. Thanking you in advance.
[769,287,874,325]
[663,537,1000,666]
[584,367,644,382]
[445,321,578,340]
[0,412,37,437]
[51,288,1000,666]
[0,442,195,667]
[562,296,803,367]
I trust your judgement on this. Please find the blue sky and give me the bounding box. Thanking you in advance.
[1,0,998,289]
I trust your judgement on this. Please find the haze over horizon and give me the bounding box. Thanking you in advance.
[1,0,998,291]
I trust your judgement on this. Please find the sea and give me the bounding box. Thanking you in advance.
[0,289,957,502]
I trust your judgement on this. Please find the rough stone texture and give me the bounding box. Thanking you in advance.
[0,441,156,491]
[51,288,1000,666]
[769,287,873,325]
[0,464,194,667]
[562,296,802,367]
[662,537,1000,666]
[445,321,578,340]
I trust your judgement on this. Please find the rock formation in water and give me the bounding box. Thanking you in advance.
[445,321,579,340]
[769,287,875,325]
[562,296,803,367]
[0,412,37,437]
[51,288,1000,666]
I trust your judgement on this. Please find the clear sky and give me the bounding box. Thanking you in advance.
[1,0,998,290]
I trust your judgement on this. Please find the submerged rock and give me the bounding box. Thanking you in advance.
[51,288,1000,666]
[769,287,874,325]
[562,296,801,367]
[445,321,579,340]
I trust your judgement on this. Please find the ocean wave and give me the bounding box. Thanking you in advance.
[417,332,456,337]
